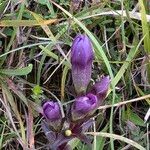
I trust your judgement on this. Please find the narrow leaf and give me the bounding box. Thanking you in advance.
[0,64,33,76]
[0,19,59,27]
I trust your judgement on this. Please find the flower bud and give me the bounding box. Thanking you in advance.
[71,93,97,120]
[90,76,110,105]
[42,101,62,122]
[71,34,94,94]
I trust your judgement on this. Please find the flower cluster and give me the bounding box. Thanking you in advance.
[41,34,110,150]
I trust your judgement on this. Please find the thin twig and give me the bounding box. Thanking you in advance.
[80,10,150,22]
[85,132,145,150]
[98,94,150,110]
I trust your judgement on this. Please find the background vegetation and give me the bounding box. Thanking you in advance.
[0,0,149,149]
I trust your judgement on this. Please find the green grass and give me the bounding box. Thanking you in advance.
[0,0,149,150]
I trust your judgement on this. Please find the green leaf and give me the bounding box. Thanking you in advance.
[32,85,43,96]
[139,0,150,53]
[37,0,47,5]
[129,112,145,127]
[139,0,150,83]
[96,124,108,150]
[123,109,145,127]
[0,0,9,15]
[61,65,69,100]
[0,64,33,76]
[69,138,80,150]
[1,81,26,142]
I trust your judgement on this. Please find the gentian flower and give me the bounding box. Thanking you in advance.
[42,101,62,121]
[71,93,97,121]
[42,118,93,150]
[71,34,94,95]
[42,101,62,131]
[40,33,111,149]
[90,76,111,106]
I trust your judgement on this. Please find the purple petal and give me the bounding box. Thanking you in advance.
[58,144,72,150]
[71,34,94,94]
[72,63,92,95]
[74,94,97,114]
[53,133,73,149]
[81,119,94,132]
[41,121,56,144]
[42,101,62,121]
[71,94,97,120]
[90,76,110,105]
[71,34,94,66]
[42,120,73,150]
[71,119,93,134]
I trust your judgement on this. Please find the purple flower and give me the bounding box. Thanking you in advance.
[42,101,62,122]
[90,76,110,105]
[42,119,93,149]
[71,34,94,95]
[71,93,97,120]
